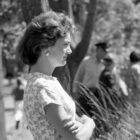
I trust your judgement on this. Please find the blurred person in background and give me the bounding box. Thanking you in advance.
[12,77,25,129]
[72,41,110,117]
[3,52,17,85]
[99,54,128,109]
[73,42,110,99]
[99,55,116,89]
[124,50,140,102]
[99,54,128,96]
[12,78,24,103]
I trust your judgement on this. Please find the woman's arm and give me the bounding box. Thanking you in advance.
[44,104,95,140]
[75,114,95,139]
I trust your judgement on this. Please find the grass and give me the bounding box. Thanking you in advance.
[75,83,140,140]
[96,103,140,140]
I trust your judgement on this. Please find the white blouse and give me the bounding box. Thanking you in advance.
[23,72,76,140]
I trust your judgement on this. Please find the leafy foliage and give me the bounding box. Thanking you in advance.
[0,0,26,74]
[1,0,140,75]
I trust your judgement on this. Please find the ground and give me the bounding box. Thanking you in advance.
[3,79,15,132]
[2,78,33,140]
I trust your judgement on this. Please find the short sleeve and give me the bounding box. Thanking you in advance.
[37,87,63,109]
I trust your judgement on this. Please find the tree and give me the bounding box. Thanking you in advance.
[48,0,69,14]
[0,30,6,140]
[0,0,22,139]
[133,0,140,5]
[20,0,98,95]
[21,0,49,23]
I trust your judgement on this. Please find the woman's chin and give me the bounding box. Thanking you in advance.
[56,61,67,67]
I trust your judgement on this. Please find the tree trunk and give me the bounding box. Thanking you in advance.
[21,0,49,23]
[48,0,69,15]
[72,0,87,27]
[53,0,98,94]
[73,0,97,65]
[0,33,7,140]
[20,0,97,95]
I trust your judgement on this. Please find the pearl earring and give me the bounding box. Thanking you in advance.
[46,53,49,56]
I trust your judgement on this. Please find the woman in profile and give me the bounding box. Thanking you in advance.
[18,11,95,140]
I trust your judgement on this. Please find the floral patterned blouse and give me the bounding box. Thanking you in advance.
[23,72,76,140]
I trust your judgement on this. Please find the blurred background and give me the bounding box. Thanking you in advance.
[1,0,140,140]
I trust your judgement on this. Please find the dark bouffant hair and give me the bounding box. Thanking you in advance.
[18,11,74,66]
[129,51,140,63]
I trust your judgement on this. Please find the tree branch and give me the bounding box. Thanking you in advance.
[73,0,97,65]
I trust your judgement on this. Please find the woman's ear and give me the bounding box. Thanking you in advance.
[42,49,50,57]
[45,50,50,56]
[46,52,50,56]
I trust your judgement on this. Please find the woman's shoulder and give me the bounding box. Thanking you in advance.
[25,72,57,90]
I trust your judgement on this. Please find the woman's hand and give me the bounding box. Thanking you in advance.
[63,120,81,134]
[45,104,95,140]
[80,115,95,128]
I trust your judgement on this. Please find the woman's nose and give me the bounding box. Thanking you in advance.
[67,46,72,54]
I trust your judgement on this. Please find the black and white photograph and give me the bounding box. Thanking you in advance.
[0,0,140,140]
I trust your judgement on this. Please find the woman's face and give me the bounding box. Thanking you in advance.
[48,32,72,67]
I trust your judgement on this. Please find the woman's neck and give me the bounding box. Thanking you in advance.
[30,59,55,76]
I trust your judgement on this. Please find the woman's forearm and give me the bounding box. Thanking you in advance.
[75,115,95,140]
[77,119,94,140]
